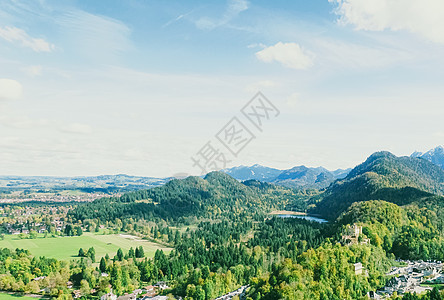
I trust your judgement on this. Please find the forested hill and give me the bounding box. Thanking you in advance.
[68,172,305,224]
[310,151,444,220]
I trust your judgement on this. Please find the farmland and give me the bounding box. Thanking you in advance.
[0,232,171,261]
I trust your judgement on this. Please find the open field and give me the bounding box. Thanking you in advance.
[0,293,40,300]
[0,233,171,261]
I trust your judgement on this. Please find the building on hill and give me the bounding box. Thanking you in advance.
[354,263,363,275]
[342,224,370,246]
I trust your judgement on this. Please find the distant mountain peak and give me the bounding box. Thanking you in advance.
[411,146,444,170]
[367,151,396,160]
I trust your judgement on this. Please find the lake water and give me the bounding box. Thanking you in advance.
[277,214,328,223]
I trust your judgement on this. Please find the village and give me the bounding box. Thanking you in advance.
[0,205,69,236]
[369,260,444,299]
[0,192,112,203]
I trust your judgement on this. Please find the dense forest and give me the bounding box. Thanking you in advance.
[68,172,308,224]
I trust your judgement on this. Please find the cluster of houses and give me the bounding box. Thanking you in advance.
[4,217,65,235]
[0,205,71,235]
[97,282,171,300]
[214,285,249,300]
[368,260,443,299]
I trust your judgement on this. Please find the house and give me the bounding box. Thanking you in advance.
[73,290,82,299]
[117,289,142,300]
[117,294,137,300]
[32,276,46,281]
[142,296,168,300]
[155,282,170,290]
[101,291,117,300]
[366,291,381,299]
[354,263,363,275]
[141,286,157,298]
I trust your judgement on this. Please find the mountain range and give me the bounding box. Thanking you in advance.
[222,164,351,189]
[3,145,442,197]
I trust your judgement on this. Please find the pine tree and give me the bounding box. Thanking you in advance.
[128,247,135,258]
[100,257,107,273]
[136,246,145,258]
[117,248,124,261]
[76,226,83,236]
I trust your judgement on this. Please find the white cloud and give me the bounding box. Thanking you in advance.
[0,26,55,52]
[0,79,22,101]
[195,0,249,30]
[255,42,314,70]
[330,0,444,44]
[60,123,92,135]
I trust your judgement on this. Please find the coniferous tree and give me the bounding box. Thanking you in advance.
[99,257,107,273]
[116,248,124,261]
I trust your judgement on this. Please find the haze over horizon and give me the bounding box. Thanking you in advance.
[1,0,444,177]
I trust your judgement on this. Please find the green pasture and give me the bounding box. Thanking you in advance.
[0,232,171,261]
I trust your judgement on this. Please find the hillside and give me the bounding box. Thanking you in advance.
[69,172,305,223]
[310,151,444,220]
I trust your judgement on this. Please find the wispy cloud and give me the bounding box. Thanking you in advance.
[162,10,194,28]
[0,26,55,52]
[57,9,131,59]
[195,0,249,30]
[330,0,444,44]
[256,42,314,70]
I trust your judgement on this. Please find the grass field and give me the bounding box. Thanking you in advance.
[0,293,39,300]
[0,233,171,261]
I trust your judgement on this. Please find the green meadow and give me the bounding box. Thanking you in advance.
[0,293,39,300]
[0,233,171,261]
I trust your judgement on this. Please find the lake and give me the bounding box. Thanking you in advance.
[276,214,328,223]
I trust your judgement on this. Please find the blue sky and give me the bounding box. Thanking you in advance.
[1,0,444,177]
